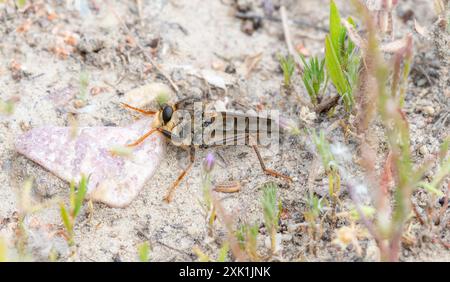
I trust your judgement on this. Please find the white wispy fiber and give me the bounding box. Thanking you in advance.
[330,142,353,164]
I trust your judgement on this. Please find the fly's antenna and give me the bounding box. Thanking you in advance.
[120,103,156,115]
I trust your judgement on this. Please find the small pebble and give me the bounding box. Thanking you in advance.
[211,60,225,72]
[417,78,427,86]
[73,99,86,109]
[419,145,429,155]
[423,106,435,116]
[281,234,293,242]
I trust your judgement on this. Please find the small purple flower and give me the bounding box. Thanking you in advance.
[203,152,215,173]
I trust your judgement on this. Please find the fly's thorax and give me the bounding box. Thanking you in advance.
[168,109,194,146]
[163,119,178,132]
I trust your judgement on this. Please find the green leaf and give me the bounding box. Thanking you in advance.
[0,99,15,116]
[0,237,7,262]
[349,205,375,221]
[193,247,211,262]
[235,225,246,249]
[78,71,89,101]
[278,54,295,86]
[311,129,336,172]
[325,35,349,96]
[325,2,361,112]
[302,76,316,102]
[216,243,229,262]
[16,0,27,8]
[73,175,88,218]
[300,55,327,105]
[59,203,72,234]
[346,17,357,54]
[329,0,342,56]
[138,241,151,262]
[417,182,444,197]
[308,194,324,217]
[338,28,347,62]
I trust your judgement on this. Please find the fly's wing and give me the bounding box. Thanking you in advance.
[202,111,279,146]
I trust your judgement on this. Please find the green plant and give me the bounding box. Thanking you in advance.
[193,243,229,262]
[216,243,229,262]
[0,98,15,115]
[300,55,328,105]
[48,248,58,262]
[325,0,361,112]
[306,194,325,221]
[60,175,89,246]
[6,178,59,261]
[16,179,46,258]
[278,54,296,87]
[72,71,90,108]
[0,237,7,262]
[78,71,89,101]
[261,183,281,254]
[137,241,151,262]
[15,179,32,257]
[390,36,413,108]
[14,0,26,8]
[347,0,450,261]
[304,194,325,230]
[417,156,449,197]
[155,91,171,106]
[311,130,341,220]
[235,223,259,261]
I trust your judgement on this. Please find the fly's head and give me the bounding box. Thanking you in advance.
[151,103,178,131]
[148,99,194,145]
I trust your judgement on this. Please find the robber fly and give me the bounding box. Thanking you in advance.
[121,98,292,202]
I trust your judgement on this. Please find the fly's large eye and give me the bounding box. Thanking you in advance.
[162,105,173,124]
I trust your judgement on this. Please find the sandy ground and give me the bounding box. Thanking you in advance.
[0,0,448,261]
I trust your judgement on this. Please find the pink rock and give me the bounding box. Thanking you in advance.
[15,118,165,208]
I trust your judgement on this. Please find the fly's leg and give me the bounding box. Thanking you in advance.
[121,103,156,115]
[164,146,196,203]
[252,145,292,182]
[126,128,158,147]
[126,127,176,147]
